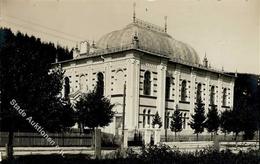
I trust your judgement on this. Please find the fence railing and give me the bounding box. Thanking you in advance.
[0,132,92,147]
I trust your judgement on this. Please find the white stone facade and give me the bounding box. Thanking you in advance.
[55,18,235,138]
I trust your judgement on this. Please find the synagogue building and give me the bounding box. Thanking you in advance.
[55,14,235,136]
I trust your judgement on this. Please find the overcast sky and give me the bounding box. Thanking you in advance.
[1,0,259,74]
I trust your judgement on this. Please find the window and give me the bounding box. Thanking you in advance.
[165,112,170,129]
[97,72,104,96]
[143,109,146,128]
[144,71,151,95]
[182,113,187,129]
[210,86,215,105]
[64,77,70,99]
[147,110,151,125]
[222,88,227,106]
[196,83,202,103]
[79,75,86,91]
[114,70,124,94]
[181,80,187,101]
[165,77,171,99]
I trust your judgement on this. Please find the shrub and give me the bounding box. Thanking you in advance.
[3,146,260,164]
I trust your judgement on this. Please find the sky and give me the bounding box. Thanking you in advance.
[0,0,259,74]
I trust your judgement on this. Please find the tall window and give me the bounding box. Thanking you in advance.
[165,112,170,129]
[97,72,104,96]
[196,83,202,103]
[79,75,86,91]
[114,70,124,94]
[183,113,187,129]
[210,86,215,105]
[222,88,227,106]
[144,71,151,95]
[147,110,151,125]
[181,80,187,101]
[64,77,70,99]
[165,77,171,99]
[143,109,146,128]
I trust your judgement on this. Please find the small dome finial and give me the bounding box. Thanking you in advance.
[164,16,167,33]
[203,52,208,68]
[133,2,136,23]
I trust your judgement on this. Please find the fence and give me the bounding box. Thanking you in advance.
[0,132,92,147]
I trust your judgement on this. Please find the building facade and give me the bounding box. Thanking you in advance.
[55,17,235,137]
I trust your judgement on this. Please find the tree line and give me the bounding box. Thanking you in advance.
[170,75,260,141]
[1,28,259,160]
[0,28,114,160]
[151,74,260,141]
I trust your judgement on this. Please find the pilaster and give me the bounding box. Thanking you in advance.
[230,79,235,109]
[125,56,140,130]
[190,68,196,113]
[174,67,181,106]
[71,63,76,93]
[204,75,210,111]
[105,61,111,98]
[217,75,222,112]
[156,59,167,129]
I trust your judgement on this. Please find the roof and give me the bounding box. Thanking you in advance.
[96,18,200,65]
[54,19,234,78]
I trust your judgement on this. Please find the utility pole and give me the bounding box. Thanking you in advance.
[165,111,168,142]
[121,82,126,149]
[257,76,260,151]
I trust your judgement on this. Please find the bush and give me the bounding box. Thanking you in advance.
[101,133,119,148]
[3,146,260,164]
[104,148,138,159]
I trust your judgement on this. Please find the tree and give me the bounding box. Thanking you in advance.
[220,109,243,141]
[152,112,162,128]
[0,28,74,159]
[75,85,115,130]
[205,105,219,140]
[240,107,257,140]
[170,107,182,140]
[231,73,258,141]
[220,110,232,140]
[189,98,206,141]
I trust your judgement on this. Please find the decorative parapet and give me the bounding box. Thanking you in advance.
[134,18,165,33]
[66,43,228,76]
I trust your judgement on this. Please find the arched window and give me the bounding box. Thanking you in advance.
[222,88,227,106]
[144,71,151,95]
[97,72,104,96]
[79,75,86,91]
[165,77,171,99]
[210,86,215,105]
[181,80,187,101]
[196,83,202,103]
[143,109,146,128]
[64,77,70,99]
[114,70,125,94]
[147,110,151,125]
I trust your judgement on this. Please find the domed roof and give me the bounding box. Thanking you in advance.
[96,19,200,65]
